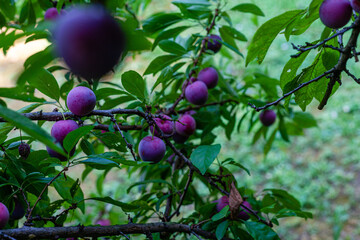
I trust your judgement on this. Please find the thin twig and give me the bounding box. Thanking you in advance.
[168,170,194,220]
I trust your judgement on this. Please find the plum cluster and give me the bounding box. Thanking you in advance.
[319,0,360,29]
[44,7,66,21]
[47,86,96,161]
[52,5,126,80]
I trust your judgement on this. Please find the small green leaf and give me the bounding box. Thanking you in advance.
[159,40,187,55]
[127,179,173,193]
[245,221,280,240]
[63,125,94,153]
[121,71,146,101]
[231,3,265,16]
[144,55,181,75]
[190,144,221,174]
[79,158,120,170]
[292,112,317,128]
[216,220,229,240]
[22,67,60,101]
[87,196,139,212]
[143,13,183,34]
[212,205,229,221]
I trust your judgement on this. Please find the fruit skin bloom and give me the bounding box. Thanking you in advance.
[54,5,126,80]
[67,86,96,116]
[319,0,352,29]
[138,136,166,163]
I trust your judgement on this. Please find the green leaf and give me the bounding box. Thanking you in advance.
[63,125,94,153]
[159,40,187,55]
[23,68,60,101]
[0,0,16,19]
[79,158,120,170]
[121,71,146,101]
[246,10,304,66]
[190,144,221,174]
[144,55,181,75]
[216,220,229,240]
[151,66,174,92]
[87,197,139,212]
[231,3,265,16]
[153,26,189,49]
[264,129,277,155]
[212,205,229,221]
[265,188,301,210]
[293,112,317,128]
[0,105,65,156]
[245,221,280,240]
[0,87,45,102]
[143,13,183,34]
[127,179,173,193]
[219,25,247,42]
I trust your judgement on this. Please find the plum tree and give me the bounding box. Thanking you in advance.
[185,81,208,105]
[10,198,25,220]
[67,86,96,116]
[149,115,174,136]
[0,203,9,229]
[54,5,125,80]
[138,136,166,163]
[18,142,30,159]
[175,114,196,136]
[206,34,222,53]
[259,110,276,127]
[197,67,219,89]
[319,0,352,29]
[351,0,360,12]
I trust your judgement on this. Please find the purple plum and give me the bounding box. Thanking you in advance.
[175,115,196,136]
[185,81,208,105]
[138,136,166,163]
[54,5,126,79]
[172,132,189,144]
[319,0,352,29]
[149,114,174,137]
[44,7,59,21]
[197,67,219,89]
[259,110,276,127]
[214,196,253,221]
[10,198,25,220]
[96,219,111,226]
[0,202,9,229]
[18,142,30,159]
[51,120,79,145]
[206,34,222,53]
[67,86,96,116]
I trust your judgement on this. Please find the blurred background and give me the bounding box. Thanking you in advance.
[1,0,360,239]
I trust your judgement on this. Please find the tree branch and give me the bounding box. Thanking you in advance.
[166,5,220,115]
[0,223,233,240]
